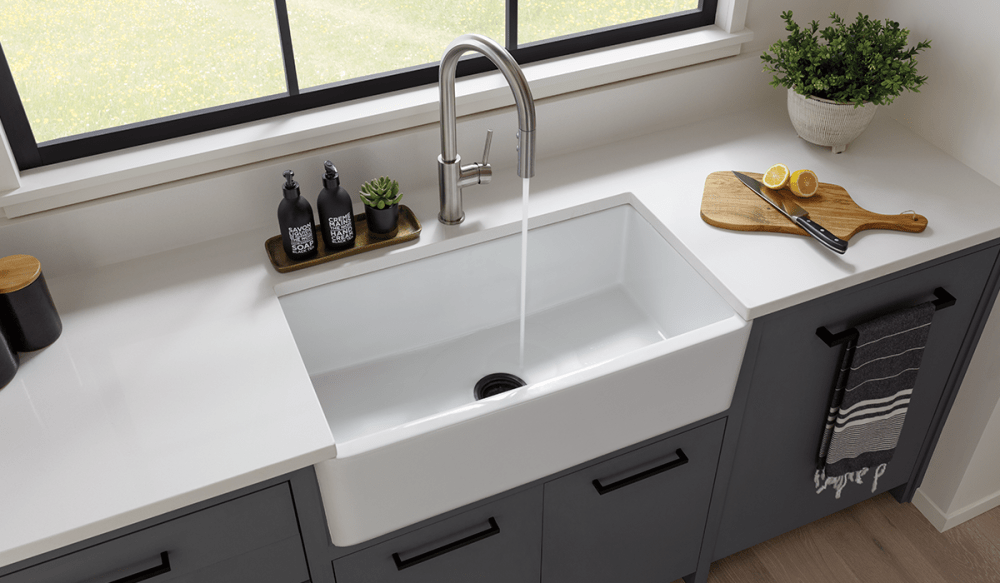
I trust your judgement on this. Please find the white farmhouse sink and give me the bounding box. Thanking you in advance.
[278,194,750,546]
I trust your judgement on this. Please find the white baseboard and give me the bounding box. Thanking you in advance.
[913,487,1000,532]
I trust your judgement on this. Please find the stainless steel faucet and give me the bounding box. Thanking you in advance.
[438,34,536,225]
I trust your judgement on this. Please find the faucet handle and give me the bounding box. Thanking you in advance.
[457,129,494,188]
[475,129,493,185]
[481,129,493,166]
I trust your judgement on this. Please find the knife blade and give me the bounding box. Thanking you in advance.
[731,171,848,255]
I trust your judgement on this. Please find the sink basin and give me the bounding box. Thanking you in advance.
[278,194,750,546]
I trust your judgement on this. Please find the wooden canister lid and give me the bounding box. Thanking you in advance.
[0,255,42,294]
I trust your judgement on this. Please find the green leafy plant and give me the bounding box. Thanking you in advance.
[761,11,931,107]
[359,176,403,209]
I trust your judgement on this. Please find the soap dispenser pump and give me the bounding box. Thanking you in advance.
[278,170,318,260]
[316,161,356,252]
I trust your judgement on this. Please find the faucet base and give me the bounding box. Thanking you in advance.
[438,154,466,225]
[438,212,465,225]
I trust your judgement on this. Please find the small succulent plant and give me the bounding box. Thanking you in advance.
[359,176,402,209]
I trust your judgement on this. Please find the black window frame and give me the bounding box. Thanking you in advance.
[0,0,717,171]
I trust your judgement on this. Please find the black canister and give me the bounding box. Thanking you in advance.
[0,254,63,352]
[0,325,17,389]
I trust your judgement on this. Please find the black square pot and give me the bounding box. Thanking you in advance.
[366,204,400,237]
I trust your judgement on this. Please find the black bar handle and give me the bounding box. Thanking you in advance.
[392,517,500,571]
[592,449,689,495]
[112,551,171,583]
[816,287,956,348]
[932,287,958,309]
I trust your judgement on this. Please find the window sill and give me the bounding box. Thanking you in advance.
[0,25,751,218]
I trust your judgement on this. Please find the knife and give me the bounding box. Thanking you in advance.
[732,171,848,255]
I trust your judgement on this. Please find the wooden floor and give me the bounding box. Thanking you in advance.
[707,493,1000,582]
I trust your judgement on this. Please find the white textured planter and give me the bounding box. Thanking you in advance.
[786,89,878,153]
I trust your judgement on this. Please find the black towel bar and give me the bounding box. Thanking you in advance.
[815,287,956,347]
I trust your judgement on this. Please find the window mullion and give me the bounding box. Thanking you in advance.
[0,42,40,170]
[273,0,300,96]
[505,0,518,51]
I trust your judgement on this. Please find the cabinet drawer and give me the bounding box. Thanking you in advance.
[541,419,726,582]
[164,537,307,583]
[3,483,307,583]
[333,486,543,582]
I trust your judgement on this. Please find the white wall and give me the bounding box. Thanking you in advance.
[854,1,1000,187]
[843,0,1000,530]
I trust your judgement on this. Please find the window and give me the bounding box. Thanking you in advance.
[0,0,715,171]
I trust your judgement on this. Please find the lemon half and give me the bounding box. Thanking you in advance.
[762,163,790,189]
[789,169,819,198]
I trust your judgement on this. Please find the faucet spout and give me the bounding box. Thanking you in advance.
[438,34,535,224]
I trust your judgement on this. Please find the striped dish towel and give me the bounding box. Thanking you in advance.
[815,301,936,498]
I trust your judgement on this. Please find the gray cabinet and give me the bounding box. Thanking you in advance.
[0,472,321,583]
[333,486,543,583]
[713,244,1000,560]
[541,419,725,583]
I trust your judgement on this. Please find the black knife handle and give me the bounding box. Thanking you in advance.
[795,217,848,254]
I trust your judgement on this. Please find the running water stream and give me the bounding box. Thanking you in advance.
[519,177,530,372]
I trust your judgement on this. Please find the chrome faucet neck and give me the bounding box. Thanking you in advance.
[438,34,535,225]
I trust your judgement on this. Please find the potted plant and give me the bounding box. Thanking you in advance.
[360,176,403,237]
[761,11,931,153]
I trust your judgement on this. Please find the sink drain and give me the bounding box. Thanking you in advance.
[474,373,526,400]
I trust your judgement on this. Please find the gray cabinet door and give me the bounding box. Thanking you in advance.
[713,245,1000,560]
[1,483,308,583]
[333,486,543,582]
[541,419,726,583]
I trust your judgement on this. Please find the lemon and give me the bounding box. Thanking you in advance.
[789,169,819,197]
[762,163,790,189]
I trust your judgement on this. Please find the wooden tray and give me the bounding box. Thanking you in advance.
[265,205,421,273]
[700,171,927,241]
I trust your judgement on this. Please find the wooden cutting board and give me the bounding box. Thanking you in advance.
[701,171,927,241]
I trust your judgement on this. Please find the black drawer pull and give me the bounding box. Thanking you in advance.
[816,287,956,348]
[592,448,689,495]
[392,517,500,571]
[112,551,171,583]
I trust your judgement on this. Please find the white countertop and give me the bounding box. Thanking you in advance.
[531,101,1000,320]
[3,101,1000,568]
[0,233,338,567]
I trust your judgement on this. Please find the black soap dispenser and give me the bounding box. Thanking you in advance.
[278,170,318,260]
[316,161,356,252]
